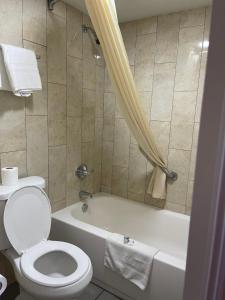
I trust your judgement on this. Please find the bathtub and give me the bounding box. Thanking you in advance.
[51,193,190,300]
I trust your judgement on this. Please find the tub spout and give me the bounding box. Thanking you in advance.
[79,190,93,200]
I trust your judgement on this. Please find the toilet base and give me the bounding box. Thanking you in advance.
[16,287,78,300]
[15,288,34,300]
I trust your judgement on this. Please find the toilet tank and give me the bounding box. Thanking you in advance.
[0,176,45,250]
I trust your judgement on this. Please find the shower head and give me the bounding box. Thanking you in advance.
[82,25,102,60]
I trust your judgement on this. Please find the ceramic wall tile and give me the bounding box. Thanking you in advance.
[103,116,115,142]
[82,89,96,142]
[120,21,137,66]
[47,13,66,84]
[101,141,113,187]
[67,6,82,59]
[180,8,205,28]
[23,0,46,45]
[66,171,80,205]
[104,93,116,117]
[151,63,176,121]
[186,180,194,208]
[113,118,130,167]
[0,92,26,153]
[128,144,147,197]
[167,149,191,205]
[0,0,22,46]
[104,69,114,93]
[67,117,81,172]
[67,56,83,118]
[195,48,208,122]
[48,83,67,146]
[24,41,48,116]
[94,118,103,166]
[155,13,180,63]
[81,142,95,193]
[175,26,204,91]
[111,166,128,198]
[138,91,152,120]
[189,122,200,181]
[170,91,197,150]
[135,33,156,91]
[150,121,170,161]
[137,17,157,35]
[26,116,48,178]
[49,145,66,202]
[52,199,67,212]
[165,202,186,214]
[83,60,96,90]
[95,66,105,117]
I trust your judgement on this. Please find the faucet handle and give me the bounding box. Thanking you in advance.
[75,164,94,179]
[124,236,130,244]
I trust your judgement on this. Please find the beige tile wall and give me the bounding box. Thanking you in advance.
[0,1,211,217]
[101,7,212,214]
[0,0,104,212]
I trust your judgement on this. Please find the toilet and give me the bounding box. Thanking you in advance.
[0,176,93,300]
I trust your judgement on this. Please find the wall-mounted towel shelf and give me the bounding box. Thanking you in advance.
[48,0,61,10]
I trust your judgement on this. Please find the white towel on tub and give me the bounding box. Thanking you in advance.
[0,44,42,97]
[104,233,159,290]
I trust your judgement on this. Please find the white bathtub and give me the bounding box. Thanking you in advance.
[51,193,190,300]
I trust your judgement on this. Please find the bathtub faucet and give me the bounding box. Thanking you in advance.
[79,190,93,200]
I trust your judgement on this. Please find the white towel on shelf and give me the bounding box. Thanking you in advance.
[0,49,11,91]
[0,44,42,97]
[104,233,159,290]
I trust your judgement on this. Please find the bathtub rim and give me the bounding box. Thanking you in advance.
[52,195,188,271]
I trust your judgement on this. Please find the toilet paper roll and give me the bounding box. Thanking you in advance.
[0,274,7,296]
[1,167,19,186]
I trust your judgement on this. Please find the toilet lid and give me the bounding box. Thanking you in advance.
[4,186,51,255]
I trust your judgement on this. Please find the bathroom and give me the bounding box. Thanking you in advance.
[1,0,225,299]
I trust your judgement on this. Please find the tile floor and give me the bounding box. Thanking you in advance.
[1,282,19,300]
[78,283,121,300]
[1,282,121,300]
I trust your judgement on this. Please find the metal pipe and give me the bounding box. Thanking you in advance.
[82,25,100,45]
[47,0,60,11]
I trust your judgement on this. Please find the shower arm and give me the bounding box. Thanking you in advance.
[82,25,100,45]
[48,0,61,10]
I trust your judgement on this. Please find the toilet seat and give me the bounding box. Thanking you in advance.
[4,186,51,255]
[3,186,92,289]
[20,240,90,287]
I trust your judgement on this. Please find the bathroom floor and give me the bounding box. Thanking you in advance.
[1,282,121,300]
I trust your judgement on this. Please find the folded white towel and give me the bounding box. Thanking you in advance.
[0,49,11,91]
[104,233,159,290]
[0,44,42,97]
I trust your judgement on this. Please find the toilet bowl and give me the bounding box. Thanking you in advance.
[1,182,93,300]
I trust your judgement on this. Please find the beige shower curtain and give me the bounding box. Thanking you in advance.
[85,0,176,200]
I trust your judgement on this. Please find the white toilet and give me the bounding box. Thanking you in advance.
[0,176,93,300]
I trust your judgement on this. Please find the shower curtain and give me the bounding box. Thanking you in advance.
[85,0,176,200]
